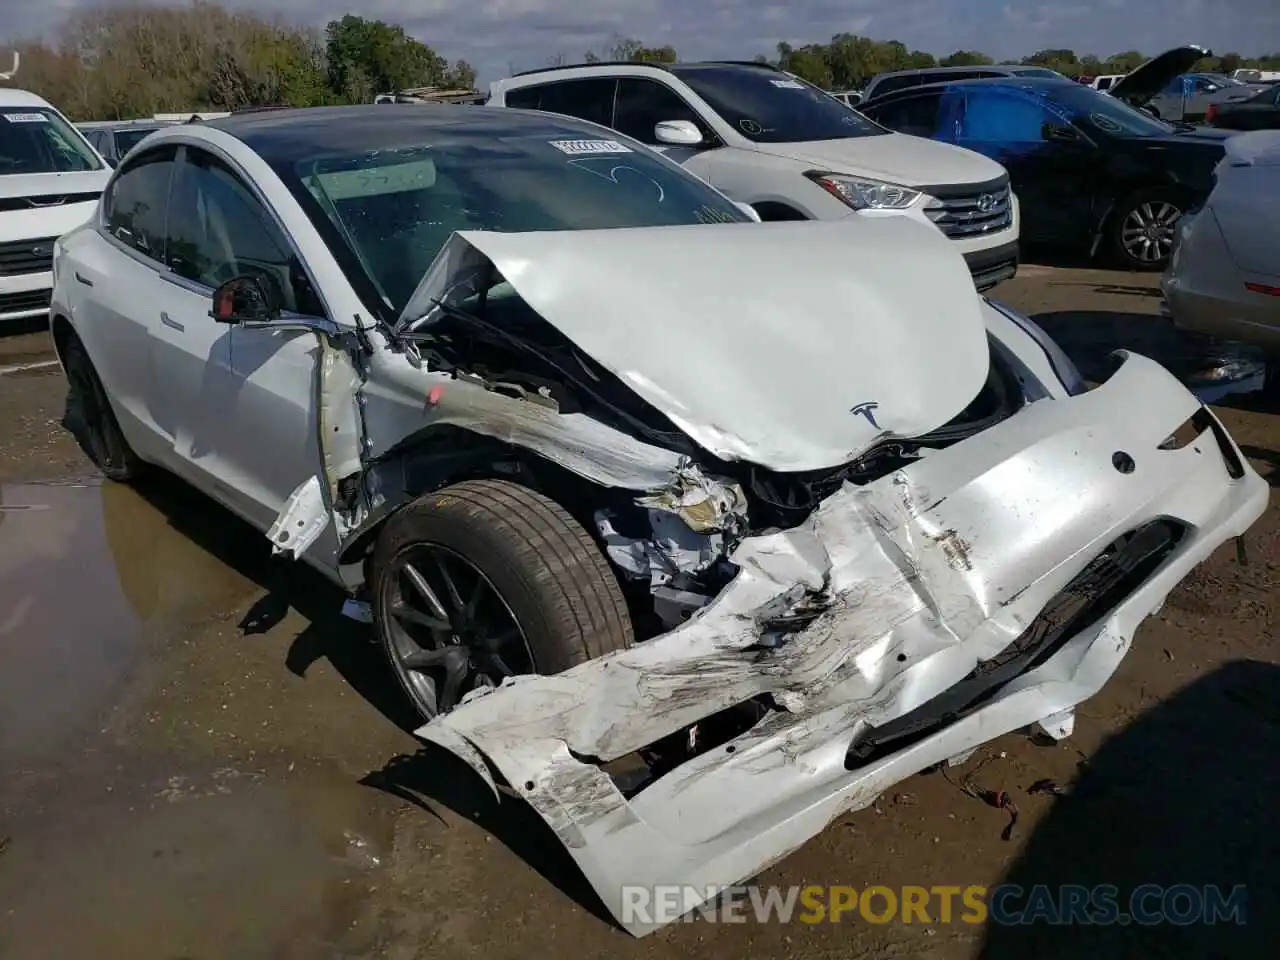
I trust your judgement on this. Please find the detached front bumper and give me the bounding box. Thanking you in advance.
[416,352,1267,936]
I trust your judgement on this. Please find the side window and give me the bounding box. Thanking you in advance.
[503,85,542,109]
[103,146,177,262]
[957,91,1050,142]
[863,92,943,138]
[166,149,320,315]
[614,78,708,144]
[534,78,617,127]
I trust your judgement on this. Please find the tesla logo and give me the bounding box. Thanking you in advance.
[849,401,881,429]
[976,194,996,213]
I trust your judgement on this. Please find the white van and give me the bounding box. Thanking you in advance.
[1,88,111,322]
[489,61,1021,290]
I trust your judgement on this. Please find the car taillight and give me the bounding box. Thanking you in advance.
[1206,104,1219,123]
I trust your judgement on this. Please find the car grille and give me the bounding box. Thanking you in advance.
[0,191,101,214]
[0,288,52,314]
[0,237,58,277]
[924,184,1013,238]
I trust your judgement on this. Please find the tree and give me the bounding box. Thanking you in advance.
[9,3,332,119]
[632,45,677,64]
[1106,50,1147,74]
[582,35,676,64]
[940,50,994,67]
[1023,48,1080,76]
[1218,52,1243,74]
[324,14,449,99]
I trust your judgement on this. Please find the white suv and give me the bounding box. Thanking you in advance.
[488,61,1021,289]
[0,88,111,323]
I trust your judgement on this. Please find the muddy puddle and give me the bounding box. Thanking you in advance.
[0,478,254,776]
[0,478,406,959]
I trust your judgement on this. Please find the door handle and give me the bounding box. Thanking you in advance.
[160,312,184,332]
[74,272,93,287]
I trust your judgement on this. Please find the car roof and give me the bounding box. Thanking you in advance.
[509,59,778,79]
[0,88,57,109]
[202,103,629,164]
[863,75,1079,104]
[872,64,1034,80]
[77,120,166,130]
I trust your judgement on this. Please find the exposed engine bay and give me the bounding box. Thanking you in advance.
[397,262,1030,638]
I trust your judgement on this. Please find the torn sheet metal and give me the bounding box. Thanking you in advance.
[358,347,688,490]
[267,474,330,558]
[635,462,748,534]
[597,463,749,586]
[416,353,1268,936]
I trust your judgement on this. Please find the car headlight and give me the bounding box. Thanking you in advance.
[987,298,1088,396]
[805,172,921,210]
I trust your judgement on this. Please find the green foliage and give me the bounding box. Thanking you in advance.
[2,2,474,119]
[941,50,995,67]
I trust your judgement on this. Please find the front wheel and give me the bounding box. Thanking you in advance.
[1109,189,1186,271]
[370,479,634,720]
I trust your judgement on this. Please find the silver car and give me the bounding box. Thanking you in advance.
[1147,73,1269,122]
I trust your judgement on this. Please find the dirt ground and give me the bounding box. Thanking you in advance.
[1,265,1277,960]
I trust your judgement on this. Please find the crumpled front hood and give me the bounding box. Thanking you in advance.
[402,218,991,472]
[751,132,1005,189]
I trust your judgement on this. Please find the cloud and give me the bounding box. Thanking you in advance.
[4,0,1277,83]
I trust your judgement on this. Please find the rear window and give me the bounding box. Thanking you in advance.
[504,79,617,128]
[0,108,103,174]
[869,75,924,97]
[671,66,887,142]
[114,128,159,156]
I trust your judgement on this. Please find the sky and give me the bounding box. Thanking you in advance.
[3,0,1278,84]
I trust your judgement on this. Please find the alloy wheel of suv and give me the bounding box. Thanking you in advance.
[1111,190,1185,270]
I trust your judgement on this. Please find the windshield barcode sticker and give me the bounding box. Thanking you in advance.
[548,138,633,155]
[3,112,48,123]
[770,79,806,89]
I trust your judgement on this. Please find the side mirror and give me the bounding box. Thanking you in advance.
[1042,123,1081,143]
[654,119,706,147]
[210,275,281,325]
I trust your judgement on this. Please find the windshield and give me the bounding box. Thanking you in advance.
[671,65,888,143]
[1045,82,1176,137]
[285,130,749,315]
[1013,68,1063,79]
[0,108,102,174]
